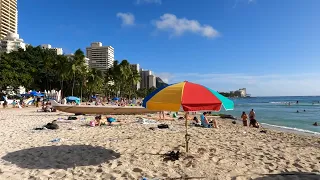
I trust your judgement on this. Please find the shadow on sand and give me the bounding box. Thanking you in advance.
[2,145,120,169]
[248,172,320,180]
[17,114,70,117]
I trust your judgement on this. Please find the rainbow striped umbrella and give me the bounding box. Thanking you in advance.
[142,81,234,112]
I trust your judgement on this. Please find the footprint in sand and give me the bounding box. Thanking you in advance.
[121,172,135,179]
[113,169,122,174]
[197,148,207,154]
[209,148,217,153]
[161,173,169,177]
[117,161,123,166]
[132,168,143,173]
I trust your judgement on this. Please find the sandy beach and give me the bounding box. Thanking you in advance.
[0,108,319,180]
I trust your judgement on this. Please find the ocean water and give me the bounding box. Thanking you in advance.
[221,96,320,135]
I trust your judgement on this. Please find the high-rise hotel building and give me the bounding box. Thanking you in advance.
[86,42,114,71]
[0,0,18,39]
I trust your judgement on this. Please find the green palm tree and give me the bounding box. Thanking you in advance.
[55,55,70,97]
[86,68,104,97]
[126,69,141,98]
[70,49,86,96]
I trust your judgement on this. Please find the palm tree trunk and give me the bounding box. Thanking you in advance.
[80,81,83,103]
[60,80,64,98]
[72,73,75,96]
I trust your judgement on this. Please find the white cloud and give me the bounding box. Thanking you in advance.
[153,13,219,38]
[155,72,174,83]
[136,0,162,4]
[116,12,135,26]
[156,72,320,96]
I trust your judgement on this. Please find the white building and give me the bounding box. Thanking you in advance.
[238,88,247,97]
[130,64,141,90]
[0,0,18,40]
[41,44,63,55]
[86,42,114,71]
[140,69,156,89]
[0,32,26,53]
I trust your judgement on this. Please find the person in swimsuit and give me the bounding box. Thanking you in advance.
[249,109,255,124]
[241,111,248,126]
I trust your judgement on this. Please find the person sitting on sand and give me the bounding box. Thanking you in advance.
[192,116,201,126]
[12,100,17,108]
[200,112,218,128]
[241,111,248,126]
[249,118,260,128]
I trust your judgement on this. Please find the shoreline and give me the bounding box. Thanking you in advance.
[260,122,320,137]
[215,117,320,137]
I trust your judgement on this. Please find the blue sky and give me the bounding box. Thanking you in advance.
[18,0,320,96]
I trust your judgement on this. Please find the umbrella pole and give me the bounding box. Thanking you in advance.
[185,118,188,153]
[185,114,191,153]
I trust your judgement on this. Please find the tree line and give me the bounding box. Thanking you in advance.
[0,46,157,99]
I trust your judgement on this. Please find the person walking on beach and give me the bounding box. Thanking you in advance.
[241,111,248,126]
[249,109,255,120]
[249,109,255,125]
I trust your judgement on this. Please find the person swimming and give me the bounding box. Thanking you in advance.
[296,110,299,113]
[313,122,318,126]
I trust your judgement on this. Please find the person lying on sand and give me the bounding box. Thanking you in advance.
[107,117,128,126]
[200,112,218,128]
[94,115,106,126]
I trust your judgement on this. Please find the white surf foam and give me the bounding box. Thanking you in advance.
[261,123,320,136]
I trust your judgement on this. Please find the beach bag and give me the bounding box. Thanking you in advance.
[68,116,77,120]
[44,123,59,130]
[158,124,169,129]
